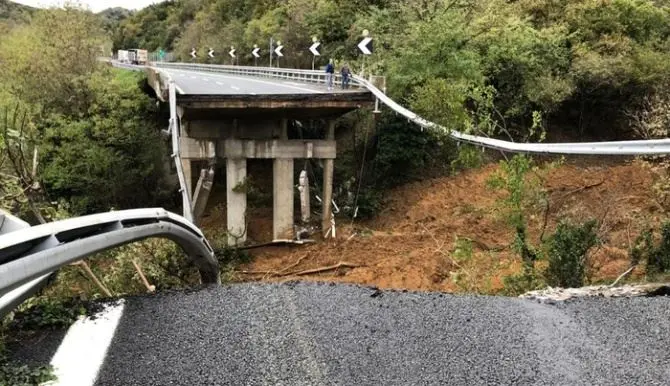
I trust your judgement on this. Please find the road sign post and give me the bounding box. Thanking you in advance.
[252,44,260,66]
[309,37,320,71]
[274,41,283,67]
[229,46,236,65]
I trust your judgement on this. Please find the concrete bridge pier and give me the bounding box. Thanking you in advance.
[322,120,335,238]
[161,84,374,246]
[226,158,247,245]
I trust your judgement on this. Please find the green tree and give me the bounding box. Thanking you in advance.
[40,69,170,215]
[0,7,104,116]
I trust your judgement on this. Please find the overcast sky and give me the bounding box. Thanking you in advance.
[12,0,166,13]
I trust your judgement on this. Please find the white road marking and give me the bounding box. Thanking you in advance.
[190,76,196,79]
[284,81,306,86]
[167,69,321,94]
[202,78,209,81]
[230,86,240,91]
[44,301,125,386]
[216,82,224,86]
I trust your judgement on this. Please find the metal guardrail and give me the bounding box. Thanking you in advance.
[152,62,670,155]
[0,208,220,307]
[0,211,53,317]
[153,62,364,90]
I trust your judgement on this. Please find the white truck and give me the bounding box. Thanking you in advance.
[128,49,148,65]
[117,49,129,63]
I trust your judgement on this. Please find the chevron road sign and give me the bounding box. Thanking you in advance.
[207,48,215,58]
[358,37,373,55]
[190,48,197,58]
[274,44,284,57]
[229,47,236,58]
[309,42,320,56]
[252,46,261,58]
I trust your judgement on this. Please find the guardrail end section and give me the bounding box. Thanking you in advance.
[0,210,30,235]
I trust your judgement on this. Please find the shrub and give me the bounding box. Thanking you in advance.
[647,222,670,275]
[502,265,544,296]
[544,219,599,288]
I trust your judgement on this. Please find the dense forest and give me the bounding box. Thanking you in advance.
[0,6,170,221]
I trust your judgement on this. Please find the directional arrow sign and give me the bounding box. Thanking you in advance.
[207,48,214,58]
[252,47,260,58]
[358,37,373,55]
[309,42,320,56]
[229,47,236,58]
[190,48,197,58]
[274,44,284,57]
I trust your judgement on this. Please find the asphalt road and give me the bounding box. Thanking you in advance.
[88,282,669,386]
[109,61,357,96]
[158,67,355,96]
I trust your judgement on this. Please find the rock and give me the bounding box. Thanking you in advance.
[519,283,670,302]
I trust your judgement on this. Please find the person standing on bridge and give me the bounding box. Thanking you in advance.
[341,64,351,89]
[326,59,335,90]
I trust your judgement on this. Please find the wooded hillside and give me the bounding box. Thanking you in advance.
[113,0,670,142]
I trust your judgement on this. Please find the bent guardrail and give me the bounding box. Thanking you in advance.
[151,61,670,155]
[0,208,220,308]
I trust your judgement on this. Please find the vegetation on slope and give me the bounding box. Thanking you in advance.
[0,0,34,34]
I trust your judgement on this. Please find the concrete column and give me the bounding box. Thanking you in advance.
[299,170,310,223]
[226,158,247,245]
[181,159,193,199]
[322,120,335,237]
[273,159,294,240]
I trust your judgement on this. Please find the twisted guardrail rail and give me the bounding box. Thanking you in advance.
[0,208,220,316]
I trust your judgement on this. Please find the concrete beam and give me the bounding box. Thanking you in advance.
[178,94,374,111]
[273,159,294,241]
[180,138,336,160]
[226,158,247,245]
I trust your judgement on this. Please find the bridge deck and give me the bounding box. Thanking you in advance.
[151,67,374,118]
[161,68,365,96]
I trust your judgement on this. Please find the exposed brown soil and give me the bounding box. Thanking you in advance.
[203,158,667,294]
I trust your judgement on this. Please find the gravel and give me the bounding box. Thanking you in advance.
[92,282,670,386]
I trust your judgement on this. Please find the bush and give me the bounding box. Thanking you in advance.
[502,266,545,296]
[40,69,170,215]
[370,112,457,189]
[630,228,654,267]
[647,222,670,275]
[544,219,599,288]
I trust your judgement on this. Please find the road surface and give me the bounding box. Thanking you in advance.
[8,282,670,385]
[158,67,360,96]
